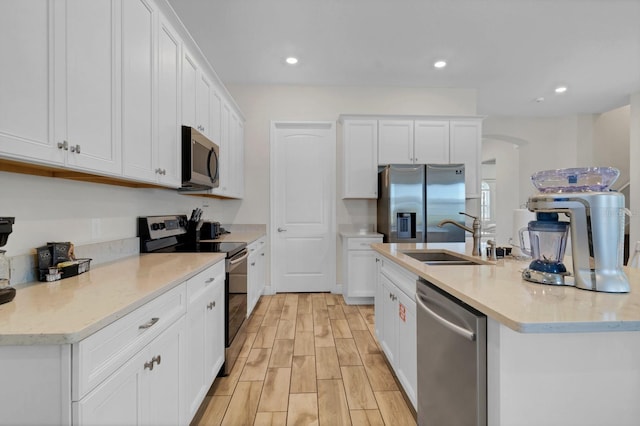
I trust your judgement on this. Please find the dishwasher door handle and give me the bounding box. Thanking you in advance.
[415,294,476,341]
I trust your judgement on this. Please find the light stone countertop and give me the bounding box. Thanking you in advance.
[0,252,225,345]
[372,242,640,333]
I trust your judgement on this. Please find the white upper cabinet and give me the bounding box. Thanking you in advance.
[0,0,244,191]
[196,73,212,138]
[209,99,244,199]
[181,51,198,130]
[0,0,121,175]
[122,0,156,183]
[122,0,181,188]
[342,119,378,199]
[181,48,215,140]
[156,15,181,187]
[414,120,450,164]
[450,120,482,198]
[57,0,121,175]
[378,120,414,164]
[0,1,62,164]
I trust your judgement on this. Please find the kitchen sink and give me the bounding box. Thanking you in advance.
[402,250,489,266]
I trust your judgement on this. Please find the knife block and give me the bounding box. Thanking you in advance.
[186,221,203,246]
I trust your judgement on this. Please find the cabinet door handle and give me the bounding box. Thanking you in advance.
[261,253,265,257]
[207,301,216,310]
[205,277,215,283]
[251,262,256,266]
[152,355,161,366]
[144,360,154,370]
[57,140,69,150]
[139,317,159,330]
[277,227,287,232]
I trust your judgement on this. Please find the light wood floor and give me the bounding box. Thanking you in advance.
[191,293,416,426]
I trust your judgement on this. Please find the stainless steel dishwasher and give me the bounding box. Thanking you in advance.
[416,278,487,426]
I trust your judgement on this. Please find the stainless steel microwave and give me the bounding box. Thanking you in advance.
[181,126,219,190]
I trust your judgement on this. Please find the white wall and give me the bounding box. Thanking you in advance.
[481,140,520,245]
[482,107,631,249]
[0,171,231,256]
[593,105,630,186]
[483,116,582,206]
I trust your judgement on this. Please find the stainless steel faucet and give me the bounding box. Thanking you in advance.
[437,212,482,256]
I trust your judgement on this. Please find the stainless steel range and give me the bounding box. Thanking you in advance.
[138,214,248,376]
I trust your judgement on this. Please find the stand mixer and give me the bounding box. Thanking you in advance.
[521,168,630,293]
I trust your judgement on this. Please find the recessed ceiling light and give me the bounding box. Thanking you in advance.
[285,57,298,65]
[434,60,447,69]
[555,86,568,94]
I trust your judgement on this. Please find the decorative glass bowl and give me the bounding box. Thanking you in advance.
[531,167,620,193]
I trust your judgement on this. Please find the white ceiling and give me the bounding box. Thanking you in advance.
[167,0,640,117]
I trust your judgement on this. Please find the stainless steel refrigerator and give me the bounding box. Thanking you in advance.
[377,164,465,243]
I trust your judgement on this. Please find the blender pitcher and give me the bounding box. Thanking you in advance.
[519,212,570,275]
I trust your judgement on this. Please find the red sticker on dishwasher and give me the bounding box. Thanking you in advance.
[399,303,406,322]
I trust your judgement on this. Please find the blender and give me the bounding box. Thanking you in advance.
[523,167,629,293]
[519,212,570,285]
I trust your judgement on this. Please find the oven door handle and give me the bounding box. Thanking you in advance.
[228,250,249,266]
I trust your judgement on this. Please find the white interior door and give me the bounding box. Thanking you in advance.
[271,122,336,293]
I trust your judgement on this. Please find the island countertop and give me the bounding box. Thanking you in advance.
[371,242,640,333]
[0,252,225,345]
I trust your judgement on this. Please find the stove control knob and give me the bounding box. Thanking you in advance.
[151,223,161,230]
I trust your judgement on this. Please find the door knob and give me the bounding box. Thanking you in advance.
[277,227,287,232]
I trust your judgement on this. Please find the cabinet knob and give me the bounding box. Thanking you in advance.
[251,262,256,266]
[277,227,287,232]
[144,360,154,371]
[57,141,69,150]
[205,277,215,284]
[152,355,161,366]
[75,144,81,154]
[207,301,216,310]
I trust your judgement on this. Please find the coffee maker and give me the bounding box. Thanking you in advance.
[0,217,16,305]
[523,168,629,293]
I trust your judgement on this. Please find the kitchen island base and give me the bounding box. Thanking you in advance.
[488,318,640,426]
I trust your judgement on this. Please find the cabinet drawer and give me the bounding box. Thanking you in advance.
[347,237,382,250]
[380,258,418,299]
[187,260,225,304]
[73,283,187,400]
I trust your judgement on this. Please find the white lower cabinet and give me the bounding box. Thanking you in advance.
[74,316,187,425]
[247,237,267,316]
[0,260,226,426]
[342,235,383,304]
[375,255,417,409]
[185,261,225,420]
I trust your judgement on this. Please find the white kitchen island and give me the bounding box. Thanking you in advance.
[372,243,640,426]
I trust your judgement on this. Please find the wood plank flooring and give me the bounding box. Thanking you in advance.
[191,293,416,426]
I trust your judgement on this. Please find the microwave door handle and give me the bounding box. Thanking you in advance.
[207,148,219,183]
